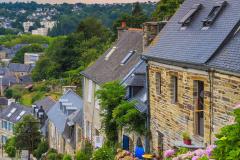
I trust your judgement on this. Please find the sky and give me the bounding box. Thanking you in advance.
[1,0,159,4]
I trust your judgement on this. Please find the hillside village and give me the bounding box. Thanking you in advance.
[0,0,240,160]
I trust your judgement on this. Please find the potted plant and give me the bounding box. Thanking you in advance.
[182,132,192,145]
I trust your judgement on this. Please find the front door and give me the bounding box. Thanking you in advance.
[123,135,130,150]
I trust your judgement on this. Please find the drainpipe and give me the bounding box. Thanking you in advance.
[142,56,151,153]
[208,68,214,145]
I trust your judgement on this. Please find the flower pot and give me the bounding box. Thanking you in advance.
[183,139,192,145]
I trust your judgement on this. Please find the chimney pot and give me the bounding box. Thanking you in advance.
[121,21,127,28]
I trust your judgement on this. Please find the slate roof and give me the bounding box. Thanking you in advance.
[34,97,56,113]
[0,97,8,106]
[47,90,83,134]
[81,30,143,85]
[2,75,18,86]
[0,103,31,123]
[207,30,240,73]
[9,63,33,73]
[143,0,240,67]
[19,75,33,84]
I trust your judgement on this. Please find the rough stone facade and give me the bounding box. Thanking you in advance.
[148,61,240,151]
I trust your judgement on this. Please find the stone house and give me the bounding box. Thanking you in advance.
[47,90,83,155]
[81,23,144,148]
[8,63,33,77]
[142,0,240,151]
[0,103,31,145]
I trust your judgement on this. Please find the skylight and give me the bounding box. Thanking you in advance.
[105,46,117,61]
[202,1,227,27]
[121,50,135,65]
[7,108,17,118]
[179,4,202,26]
[16,111,26,121]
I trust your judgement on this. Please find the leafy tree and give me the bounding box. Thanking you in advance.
[11,43,44,63]
[152,0,184,21]
[96,81,126,144]
[4,137,17,158]
[213,109,240,160]
[75,140,93,160]
[14,115,42,160]
[33,140,49,160]
[113,101,146,135]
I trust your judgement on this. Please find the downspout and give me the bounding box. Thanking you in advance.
[208,68,214,145]
[142,56,151,153]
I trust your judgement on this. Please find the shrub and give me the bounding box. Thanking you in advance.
[75,151,89,160]
[47,153,57,160]
[63,154,72,160]
[213,109,240,160]
[33,140,49,160]
[92,146,115,160]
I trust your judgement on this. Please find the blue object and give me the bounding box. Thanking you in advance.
[135,146,144,159]
[123,135,130,150]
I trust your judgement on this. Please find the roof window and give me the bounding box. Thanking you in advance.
[121,50,135,65]
[202,1,227,27]
[16,111,26,121]
[7,108,17,118]
[105,46,117,61]
[179,4,202,26]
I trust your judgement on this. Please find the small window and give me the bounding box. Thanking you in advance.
[171,76,178,103]
[155,72,161,95]
[121,50,135,65]
[202,1,227,27]
[179,4,202,26]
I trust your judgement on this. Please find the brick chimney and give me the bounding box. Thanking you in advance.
[143,21,167,50]
[117,21,128,39]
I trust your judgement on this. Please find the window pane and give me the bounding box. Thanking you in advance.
[155,73,161,95]
[171,76,178,103]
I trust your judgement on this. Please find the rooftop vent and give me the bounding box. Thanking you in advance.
[105,46,117,61]
[202,1,227,27]
[179,4,202,26]
[121,50,135,65]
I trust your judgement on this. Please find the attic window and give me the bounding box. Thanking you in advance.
[202,1,227,27]
[121,50,135,65]
[105,46,117,61]
[16,111,26,121]
[179,4,202,27]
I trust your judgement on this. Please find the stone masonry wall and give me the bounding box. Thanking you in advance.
[148,61,240,151]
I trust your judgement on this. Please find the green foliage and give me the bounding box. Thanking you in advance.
[1,34,52,47]
[33,18,112,82]
[47,153,58,160]
[11,43,44,63]
[75,140,93,160]
[96,81,126,144]
[14,115,42,156]
[152,0,184,21]
[33,140,49,160]
[4,137,17,158]
[213,109,240,160]
[92,146,115,160]
[4,85,23,100]
[113,2,149,36]
[113,101,146,134]
[63,154,72,160]
[182,131,191,140]
[176,147,189,156]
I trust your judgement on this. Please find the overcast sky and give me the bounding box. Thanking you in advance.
[1,0,159,4]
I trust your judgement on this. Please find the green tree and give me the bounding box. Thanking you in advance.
[75,140,93,160]
[4,137,17,158]
[96,81,125,145]
[113,101,146,135]
[33,140,49,160]
[14,115,42,160]
[213,108,240,160]
[152,0,184,21]
[11,43,44,63]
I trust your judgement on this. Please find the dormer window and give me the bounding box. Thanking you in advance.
[179,4,202,27]
[121,50,135,65]
[202,1,227,27]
